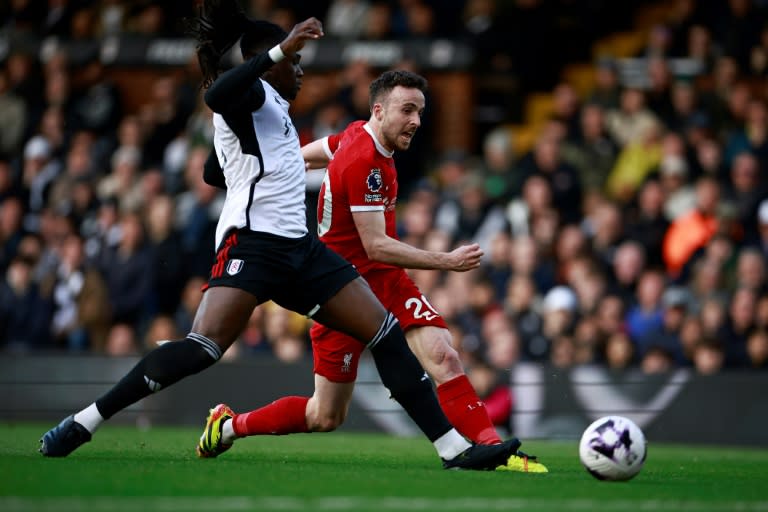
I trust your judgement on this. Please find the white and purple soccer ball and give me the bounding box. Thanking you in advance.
[579,415,647,481]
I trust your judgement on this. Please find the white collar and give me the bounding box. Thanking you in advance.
[363,122,394,158]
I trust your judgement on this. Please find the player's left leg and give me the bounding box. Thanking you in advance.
[406,326,502,446]
[41,286,258,457]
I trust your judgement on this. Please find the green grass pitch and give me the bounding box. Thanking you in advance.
[1,423,767,512]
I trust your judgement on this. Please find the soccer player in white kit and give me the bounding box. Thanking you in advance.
[40,0,519,470]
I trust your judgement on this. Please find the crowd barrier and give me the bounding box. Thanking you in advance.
[2,355,765,446]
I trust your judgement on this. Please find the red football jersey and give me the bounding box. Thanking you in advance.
[317,121,399,274]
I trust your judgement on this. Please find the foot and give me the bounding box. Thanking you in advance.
[442,437,521,470]
[39,415,92,457]
[497,450,549,473]
[196,403,235,458]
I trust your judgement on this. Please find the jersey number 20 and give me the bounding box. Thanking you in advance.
[405,295,440,321]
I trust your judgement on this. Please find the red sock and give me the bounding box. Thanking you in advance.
[437,375,502,445]
[232,396,310,437]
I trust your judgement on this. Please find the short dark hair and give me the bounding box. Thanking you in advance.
[369,70,428,109]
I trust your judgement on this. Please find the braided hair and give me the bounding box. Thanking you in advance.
[187,0,287,88]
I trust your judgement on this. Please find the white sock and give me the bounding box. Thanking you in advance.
[433,429,472,460]
[221,418,236,445]
[73,403,105,434]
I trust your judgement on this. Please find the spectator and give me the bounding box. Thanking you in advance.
[687,257,728,312]
[478,127,516,204]
[718,286,757,367]
[97,212,153,326]
[659,154,696,222]
[586,58,621,110]
[0,68,27,160]
[104,323,139,356]
[572,316,600,364]
[502,274,543,360]
[746,329,768,370]
[506,174,553,237]
[637,286,689,363]
[325,0,370,39]
[734,247,767,294]
[70,60,122,136]
[690,136,727,184]
[41,232,110,351]
[747,199,768,258]
[97,146,141,211]
[645,57,675,122]
[19,135,61,232]
[625,268,665,344]
[641,345,675,374]
[567,257,608,318]
[560,103,619,194]
[516,134,582,224]
[625,178,670,268]
[605,88,662,148]
[756,294,768,331]
[678,314,703,365]
[434,171,507,253]
[536,285,578,361]
[605,120,662,204]
[587,200,625,274]
[609,240,646,306]
[665,80,708,135]
[0,255,52,351]
[700,296,728,339]
[684,24,720,74]
[0,196,26,274]
[691,338,725,375]
[554,224,589,287]
[145,195,186,316]
[662,176,721,279]
[722,152,765,239]
[604,331,635,370]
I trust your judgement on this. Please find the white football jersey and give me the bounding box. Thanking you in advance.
[212,79,307,248]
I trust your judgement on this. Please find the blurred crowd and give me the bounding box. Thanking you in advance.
[1,0,767,397]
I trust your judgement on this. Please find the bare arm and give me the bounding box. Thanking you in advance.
[301,138,332,170]
[352,210,483,271]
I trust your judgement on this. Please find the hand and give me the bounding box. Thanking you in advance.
[447,244,483,272]
[280,17,324,56]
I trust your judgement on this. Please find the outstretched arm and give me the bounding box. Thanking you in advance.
[352,210,483,271]
[204,53,276,113]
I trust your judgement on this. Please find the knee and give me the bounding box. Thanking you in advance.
[307,411,346,432]
[425,335,463,382]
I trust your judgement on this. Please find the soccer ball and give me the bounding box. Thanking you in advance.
[579,415,647,481]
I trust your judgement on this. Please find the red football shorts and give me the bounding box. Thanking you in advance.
[311,267,448,382]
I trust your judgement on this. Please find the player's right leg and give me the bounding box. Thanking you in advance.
[367,269,503,446]
[40,286,259,457]
[312,278,520,470]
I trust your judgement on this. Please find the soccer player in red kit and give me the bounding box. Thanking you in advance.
[301,70,545,471]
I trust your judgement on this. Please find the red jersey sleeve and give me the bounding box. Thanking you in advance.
[323,132,342,159]
[340,157,387,212]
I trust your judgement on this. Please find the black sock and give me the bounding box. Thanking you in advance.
[95,334,222,419]
[369,313,452,442]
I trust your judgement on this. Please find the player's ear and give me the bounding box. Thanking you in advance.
[372,103,383,121]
